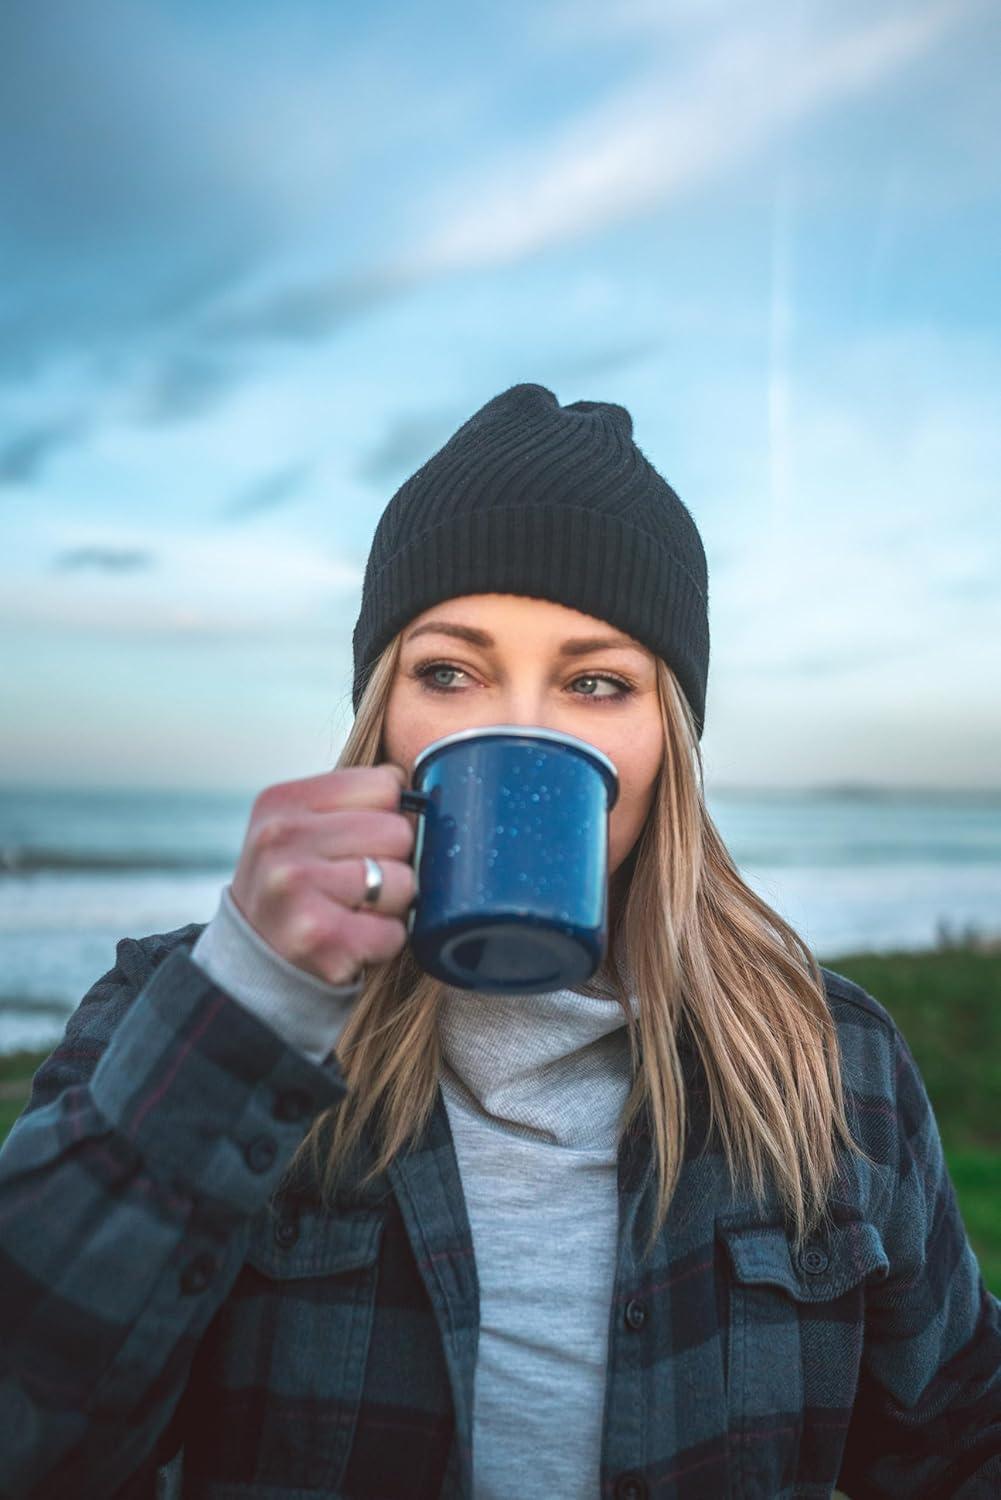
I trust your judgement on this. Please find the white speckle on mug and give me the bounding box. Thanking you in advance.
[446,843,461,858]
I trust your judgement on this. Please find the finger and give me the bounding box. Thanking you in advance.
[286,897,408,981]
[256,763,408,818]
[263,856,417,918]
[254,809,415,863]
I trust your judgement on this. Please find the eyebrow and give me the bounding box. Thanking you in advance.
[404,620,649,660]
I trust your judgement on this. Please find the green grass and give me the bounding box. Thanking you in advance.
[0,1050,46,1140]
[819,947,1000,1296]
[821,948,1001,1149]
[0,1048,49,1085]
[1,949,999,1295]
[0,1096,28,1139]
[945,1148,1001,1292]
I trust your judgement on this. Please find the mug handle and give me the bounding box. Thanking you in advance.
[399,789,430,921]
[399,788,431,816]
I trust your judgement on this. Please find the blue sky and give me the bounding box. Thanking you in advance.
[2,0,999,792]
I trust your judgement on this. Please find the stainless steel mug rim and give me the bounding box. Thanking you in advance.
[410,724,620,809]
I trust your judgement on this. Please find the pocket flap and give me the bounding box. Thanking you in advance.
[720,1217,889,1301]
[245,1206,384,1280]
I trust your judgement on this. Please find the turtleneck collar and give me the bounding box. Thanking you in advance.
[437,977,639,1151]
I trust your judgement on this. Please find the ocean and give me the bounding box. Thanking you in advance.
[1,782,1000,1056]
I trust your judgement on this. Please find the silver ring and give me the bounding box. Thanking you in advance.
[359,856,384,907]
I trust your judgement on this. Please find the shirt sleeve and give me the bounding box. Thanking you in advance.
[189,883,364,1066]
[838,1023,1001,1497]
[0,935,348,1500]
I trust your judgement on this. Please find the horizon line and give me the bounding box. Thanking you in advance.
[1,778,1000,800]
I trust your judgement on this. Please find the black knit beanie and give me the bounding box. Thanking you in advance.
[351,382,710,738]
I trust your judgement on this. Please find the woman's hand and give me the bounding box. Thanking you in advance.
[230,764,417,986]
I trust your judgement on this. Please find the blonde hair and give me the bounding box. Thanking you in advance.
[285,631,869,1257]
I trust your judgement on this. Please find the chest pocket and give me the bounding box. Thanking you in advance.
[183,1200,385,1495]
[245,1200,384,1279]
[718,1216,889,1499]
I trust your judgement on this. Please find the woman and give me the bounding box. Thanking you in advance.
[1,383,998,1499]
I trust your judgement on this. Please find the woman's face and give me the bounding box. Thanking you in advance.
[382,593,664,879]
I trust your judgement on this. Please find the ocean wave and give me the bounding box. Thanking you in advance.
[738,843,1001,867]
[0,846,234,875]
[0,994,73,1017]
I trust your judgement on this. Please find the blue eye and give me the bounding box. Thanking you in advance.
[412,661,634,701]
[417,663,466,692]
[571,675,633,700]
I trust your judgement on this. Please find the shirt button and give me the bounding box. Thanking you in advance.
[800,1244,831,1275]
[624,1297,647,1331]
[273,1088,313,1122]
[614,1474,648,1500]
[274,1217,299,1249]
[244,1135,278,1173]
[180,1253,217,1295]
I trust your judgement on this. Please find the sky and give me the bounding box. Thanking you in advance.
[1,0,999,793]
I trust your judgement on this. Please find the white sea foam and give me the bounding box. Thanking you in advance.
[1,785,999,1055]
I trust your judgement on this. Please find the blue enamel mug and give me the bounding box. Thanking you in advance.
[396,725,619,993]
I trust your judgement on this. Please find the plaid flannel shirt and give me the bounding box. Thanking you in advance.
[0,921,999,1500]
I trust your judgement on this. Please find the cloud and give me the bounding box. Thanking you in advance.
[0,0,351,257]
[0,0,989,521]
[222,462,313,520]
[411,0,978,273]
[196,0,979,352]
[2,529,364,640]
[52,547,156,573]
[355,407,463,489]
[0,1,445,377]
[0,421,84,484]
[535,0,784,46]
[199,265,418,347]
[0,3,277,358]
[548,336,663,381]
[772,640,929,676]
[137,352,243,425]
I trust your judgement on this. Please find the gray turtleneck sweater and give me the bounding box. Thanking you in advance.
[191,885,633,1499]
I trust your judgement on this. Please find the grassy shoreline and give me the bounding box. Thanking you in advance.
[824,945,1000,1294]
[1,945,998,1292]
